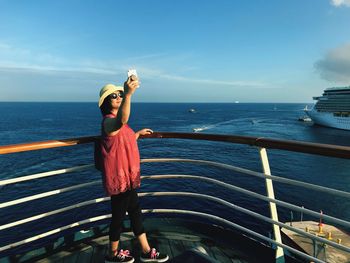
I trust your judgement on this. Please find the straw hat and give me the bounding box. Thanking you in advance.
[98,84,124,107]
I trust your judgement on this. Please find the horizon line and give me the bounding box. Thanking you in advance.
[0,101,313,104]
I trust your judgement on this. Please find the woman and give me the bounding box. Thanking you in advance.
[98,77,168,263]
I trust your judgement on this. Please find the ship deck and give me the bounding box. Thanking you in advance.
[281,221,350,263]
[1,132,350,263]
[7,218,280,263]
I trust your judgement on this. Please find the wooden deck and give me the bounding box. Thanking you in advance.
[281,221,350,263]
[33,230,241,263]
[3,218,281,263]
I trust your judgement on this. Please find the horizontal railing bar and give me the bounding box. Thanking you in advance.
[0,181,100,208]
[0,164,94,186]
[0,197,110,231]
[144,209,326,263]
[0,210,326,263]
[0,214,112,252]
[1,132,350,159]
[2,169,348,234]
[0,136,97,155]
[3,158,348,200]
[146,132,350,159]
[2,189,347,254]
[1,169,348,230]
[142,192,350,253]
[0,160,347,255]
[142,158,350,199]
[143,174,350,229]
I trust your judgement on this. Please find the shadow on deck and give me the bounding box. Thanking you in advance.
[3,218,303,263]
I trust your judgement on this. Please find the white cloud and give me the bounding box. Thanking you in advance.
[331,0,350,7]
[314,43,350,82]
[0,41,266,89]
[157,73,265,87]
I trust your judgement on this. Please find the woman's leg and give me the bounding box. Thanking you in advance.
[109,192,129,255]
[127,189,150,253]
[127,190,169,261]
[137,233,151,253]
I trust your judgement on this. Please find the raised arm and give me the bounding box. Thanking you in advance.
[117,78,139,124]
[103,78,139,136]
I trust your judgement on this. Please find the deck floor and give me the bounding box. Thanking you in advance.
[34,230,244,263]
[281,221,350,263]
[5,218,278,263]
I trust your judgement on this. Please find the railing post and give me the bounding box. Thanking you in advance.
[259,147,285,263]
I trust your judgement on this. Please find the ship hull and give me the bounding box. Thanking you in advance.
[305,109,350,131]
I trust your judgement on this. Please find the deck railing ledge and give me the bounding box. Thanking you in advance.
[1,132,350,263]
[1,132,350,159]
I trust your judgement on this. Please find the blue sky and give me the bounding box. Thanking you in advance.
[0,0,350,103]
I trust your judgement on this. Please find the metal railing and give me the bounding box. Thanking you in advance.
[1,132,350,263]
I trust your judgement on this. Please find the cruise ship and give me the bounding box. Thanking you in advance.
[305,86,350,130]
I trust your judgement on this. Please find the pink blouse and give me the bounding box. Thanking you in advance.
[101,114,141,196]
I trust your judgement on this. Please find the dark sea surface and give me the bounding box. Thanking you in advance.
[0,102,350,253]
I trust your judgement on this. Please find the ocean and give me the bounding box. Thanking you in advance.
[0,102,349,253]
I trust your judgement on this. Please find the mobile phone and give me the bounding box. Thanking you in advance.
[127,69,138,81]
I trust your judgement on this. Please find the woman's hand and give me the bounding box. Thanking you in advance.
[124,77,139,96]
[137,128,153,136]
[136,128,153,139]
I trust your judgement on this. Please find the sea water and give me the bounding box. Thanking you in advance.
[0,102,349,251]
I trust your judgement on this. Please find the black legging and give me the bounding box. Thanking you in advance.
[109,189,145,241]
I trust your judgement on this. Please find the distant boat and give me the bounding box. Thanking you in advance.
[234,101,239,104]
[298,116,312,122]
[193,127,203,132]
[188,108,196,113]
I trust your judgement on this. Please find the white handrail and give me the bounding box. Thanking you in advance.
[0,197,110,231]
[0,158,350,198]
[1,158,349,262]
[2,158,348,199]
[0,181,100,208]
[144,209,327,263]
[0,210,327,263]
[0,164,94,186]
[0,214,111,252]
[2,191,348,254]
[1,174,349,230]
[142,174,350,229]
[141,192,350,253]
[142,158,350,199]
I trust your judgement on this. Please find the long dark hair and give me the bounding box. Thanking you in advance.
[100,97,112,116]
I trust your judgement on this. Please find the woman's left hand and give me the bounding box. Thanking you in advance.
[137,128,153,136]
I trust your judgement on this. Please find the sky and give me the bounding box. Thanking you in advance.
[0,0,350,103]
